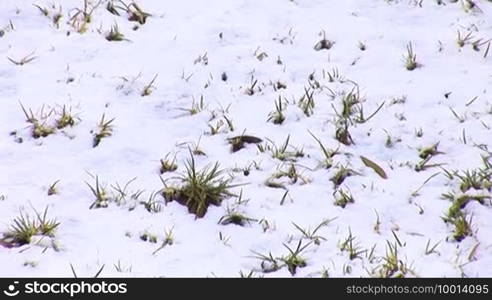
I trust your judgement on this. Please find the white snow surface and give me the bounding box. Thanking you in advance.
[1,0,492,277]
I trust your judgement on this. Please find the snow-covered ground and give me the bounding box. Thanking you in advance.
[1,0,492,277]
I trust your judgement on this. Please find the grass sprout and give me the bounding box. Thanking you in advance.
[267,135,304,162]
[309,131,339,169]
[47,180,60,196]
[92,114,115,147]
[180,95,206,115]
[152,226,174,255]
[20,102,56,139]
[339,228,365,260]
[267,95,286,125]
[334,189,354,208]
[292,218,335,245]
[160,153,178,174]
[161,151,236,218]
[55,105,78,129]
[219,208,256,226]
[375,241,415,278]
[141,74,158,97]
[314,30,334,51]
[298,87,315,117]
[8,52,37,66]
[106,23,125,41]
[87,176,109,209]
[250,250,281,273]
[404,42,419,71]
[330,165,356,188]
[1,207,60,247]
[281,240,311,275]
[451,214,473,242]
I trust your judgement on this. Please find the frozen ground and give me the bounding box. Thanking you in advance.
[1,0,492,277]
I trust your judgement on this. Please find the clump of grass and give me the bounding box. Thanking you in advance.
[309,131,339,169]
[69,0,101,33]
[441,163,490,242]
[1,207,60,247]
[20,103,56,139]
[2,211,38,246]
[325,67,345,83]
[159,153,178,174]
[207,119,225,135]
[161,152,236,218]
[441,167,489,242]
[339,87,362,119]
[190,137,206,156]
[456,169,490,192]
[334,189,354,208]
[280,240,311,275]
[292,219,335,245]
[152,227,174,255]
[250,250,281,273]
[179,95,206,115]
[298,87,315,117]
[339,228,365,260]
[87,176,110,209]
[124,1,151,25]
[47,180,60,196]
[330,165,356,188]
[141,74,158,97]
[106,23,125,41]
[404,42,419,71]
[375,241,415,278]
[314,31,334,51]
[244,78,259,96]
[139,191,162,213]
[267,163,310,187]
[219,208,256,226]
[268,135,304,162]
[461,0,482,14]
[267,95,286,125]
[335,118,354,145]
[92,114,115,147]
[451,214,473,242]
[87,175,142,210]
[55,105,78,129]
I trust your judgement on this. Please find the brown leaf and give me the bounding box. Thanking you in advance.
[360,156,388,179]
